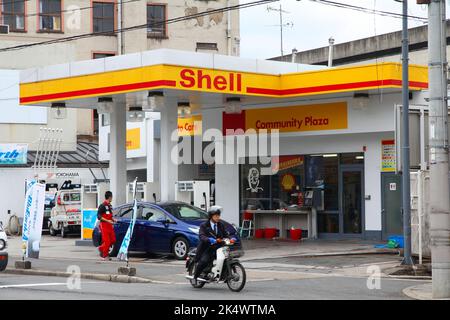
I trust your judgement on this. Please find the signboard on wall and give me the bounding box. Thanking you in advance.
[0,143,28,165]
[178,115,202,136]
[223,102,348,134]
[126,128,141,150]
[381,140,396,172]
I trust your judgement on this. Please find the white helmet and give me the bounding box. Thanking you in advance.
[208,205,223,219]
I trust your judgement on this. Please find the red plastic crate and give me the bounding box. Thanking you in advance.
[290,229,302,240]
[255,229,265,238]
[264,228,278,239]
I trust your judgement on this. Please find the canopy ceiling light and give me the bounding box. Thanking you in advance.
[145,91,164,111]
[51,102,67,119]
[224,97,242,114]
[352,93,370,110]
[127,106,145,122]
[177,102,191,117]
[97,97,113,114]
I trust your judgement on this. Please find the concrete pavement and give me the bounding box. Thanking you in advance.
[5,235,398,262]
[0,273,428,300]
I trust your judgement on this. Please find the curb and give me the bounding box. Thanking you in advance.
[241,249,399,261]
[3,268,152,284]
[403,284,450,300]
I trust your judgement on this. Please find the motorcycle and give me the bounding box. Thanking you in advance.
[185,238,246,292]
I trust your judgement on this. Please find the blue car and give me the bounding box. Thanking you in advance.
[92,201,242,260]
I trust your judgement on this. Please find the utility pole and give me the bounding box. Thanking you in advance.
[426,0,450,299]
[399,0,413,266]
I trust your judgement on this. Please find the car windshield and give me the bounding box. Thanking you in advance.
[164,204,208,220]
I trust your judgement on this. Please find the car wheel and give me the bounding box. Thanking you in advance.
[172,237,189,260]
[49,223,58,236]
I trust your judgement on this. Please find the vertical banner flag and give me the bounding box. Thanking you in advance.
[117,178,138,261]
[22,179,46,259]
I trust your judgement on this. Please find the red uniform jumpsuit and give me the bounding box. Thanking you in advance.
[98,201,116,258]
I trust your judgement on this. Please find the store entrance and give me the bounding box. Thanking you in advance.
[340,165,364,236]
[318,164,364,238]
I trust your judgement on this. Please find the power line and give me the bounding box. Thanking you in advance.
[306,0,428,22]
[0,0,278,53]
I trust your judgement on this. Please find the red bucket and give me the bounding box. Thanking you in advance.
[255,229,265,238]
[290,229,302,240]
[264,228,278,239]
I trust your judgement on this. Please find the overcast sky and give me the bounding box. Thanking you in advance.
[240,0,448,59]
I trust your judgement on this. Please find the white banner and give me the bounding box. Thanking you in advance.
[117,178,138,262]
[22,179,46,259]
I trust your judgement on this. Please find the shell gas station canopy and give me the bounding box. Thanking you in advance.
[18,49,429,207]
[19,49,428,107]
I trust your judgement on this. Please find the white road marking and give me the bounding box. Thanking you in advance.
[0,281,98,289]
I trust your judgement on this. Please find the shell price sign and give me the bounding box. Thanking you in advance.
[381,140,396,172]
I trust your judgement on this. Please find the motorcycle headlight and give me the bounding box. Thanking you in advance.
[188,227,199,234]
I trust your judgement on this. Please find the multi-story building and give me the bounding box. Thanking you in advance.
[0,0,240,148]
[0,0,239,223]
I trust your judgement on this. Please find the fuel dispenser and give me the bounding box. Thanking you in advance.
[175,180,211,210]
[126,182,160,203]
[79,182,109,242]
[81,182,110,210]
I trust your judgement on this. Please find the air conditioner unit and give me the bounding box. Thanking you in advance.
[0,25,9,34]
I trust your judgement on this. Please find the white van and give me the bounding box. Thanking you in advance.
[49,187,82,238]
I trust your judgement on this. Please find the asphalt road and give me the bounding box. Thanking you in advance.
[0,273,427,300]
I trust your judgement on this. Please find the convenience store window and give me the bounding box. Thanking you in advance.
[305,155,339,211]
[239,156,305,211]
[240,160,272,211]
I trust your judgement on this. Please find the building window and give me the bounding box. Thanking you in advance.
[1,0,25,31]
[93,2,115,34]
[93,52,115,59]
[147,4,166,38]
[196,42,218,52]
[39,0,62,32]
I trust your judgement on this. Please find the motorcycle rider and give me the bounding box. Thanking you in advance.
[193,205,235,282]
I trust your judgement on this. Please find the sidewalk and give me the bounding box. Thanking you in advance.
[5,235,397,261]
[3,235,404,283]
[239,238,397,261]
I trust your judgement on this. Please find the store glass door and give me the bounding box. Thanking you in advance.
[340,165,364,236]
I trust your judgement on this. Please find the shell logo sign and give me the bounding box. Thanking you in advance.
[281,173,296,191]
[126,128,141,150]
[179,69,243,93]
